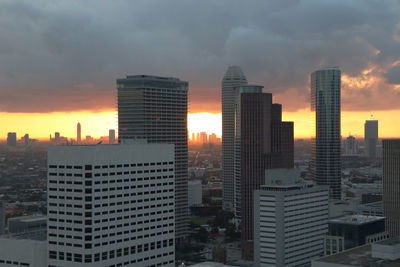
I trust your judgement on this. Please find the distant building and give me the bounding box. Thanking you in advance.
[8,215,47,235]
[7,132,17,147]
[47,142,175,267]
[200,132,208,143]
[77,122,81,143]
[222,66,248,213]
[0,201,5,235]
[254,169,329,267]
[109,129,116,144]
[54,132,60,143]
[311,67,342,200]
[343,135,358,155]
[383,139,400,237]
[23,134,29,146]
[209,133,218,143]
[357,201,383,217]
[365,120,378,158]
[188,180,202,207]
[192,132,196,141]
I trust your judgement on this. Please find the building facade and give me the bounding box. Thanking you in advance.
[117,75,188,241]
[240,91,294,260]
[365,120,378,158]
[7,132,17,147]
[343,136,358,155]
[233,85,263,218]
[47,142,175,267]
[222,66,248,212]
[77,123,81,144]
[383,139,400,237]
[108,129,115,145]
[311,67,342,200]
[254,169,329,267]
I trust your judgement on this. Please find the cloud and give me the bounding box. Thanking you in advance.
[0,0,399,113]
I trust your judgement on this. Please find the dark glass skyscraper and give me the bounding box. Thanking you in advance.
[240,92,294,260]
[117,75,189,242]
[311,67,342,200]
[383,139,400,237]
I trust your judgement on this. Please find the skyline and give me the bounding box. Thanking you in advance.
[0,108,399,141]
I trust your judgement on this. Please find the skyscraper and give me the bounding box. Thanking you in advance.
[383,139,400,237]
[365,120,378,158]
[109,129,116,144]
[240,91,294,260]
[77,122,81,144]
[344,135,358,155]
[117,75,188,242]
[233,85,263,218]
[222,66,247,212]
[7,132,17,147]
[200,132,208,143]
[311,67,342,200]
[47,142,175,267]
[23,134,29,147]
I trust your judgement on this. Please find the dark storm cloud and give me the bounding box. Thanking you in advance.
[0,0,399,112]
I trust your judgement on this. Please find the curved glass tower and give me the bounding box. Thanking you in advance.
[222,66,247,212]
[311,67,342,200]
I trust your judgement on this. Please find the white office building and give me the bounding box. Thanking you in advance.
[254,169,329,267]
[47,142,175,267]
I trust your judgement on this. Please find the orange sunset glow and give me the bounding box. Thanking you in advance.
[1,109,399,141]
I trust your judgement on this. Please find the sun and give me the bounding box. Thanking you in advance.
[188,113,221,137]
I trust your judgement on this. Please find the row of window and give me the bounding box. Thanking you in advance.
[49,175,173,185]
[49,162,173,169]
[48,209,174,224]
[49,182,173,191]
[49,168,174,177]
[49,239,174,262]
[0,259,29,266]
[48,193,173,201]
[48,229,174,248]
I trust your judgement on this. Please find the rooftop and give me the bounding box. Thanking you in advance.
[329,215,385,225]
[314,237,400,266]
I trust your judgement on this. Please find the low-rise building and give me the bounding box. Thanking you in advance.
[313,237,400,266]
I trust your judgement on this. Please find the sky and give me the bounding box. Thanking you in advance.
[1,0,400,139]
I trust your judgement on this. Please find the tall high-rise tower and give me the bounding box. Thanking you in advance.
[117,75,188,242]
[77,122,81,144]
[233,85,263,218]
[383,139,400,237]
[311,67,341,200]
[222,66,247,212]
[365,120,378,158]
[239,91,294,260]
[109,129,116,144]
